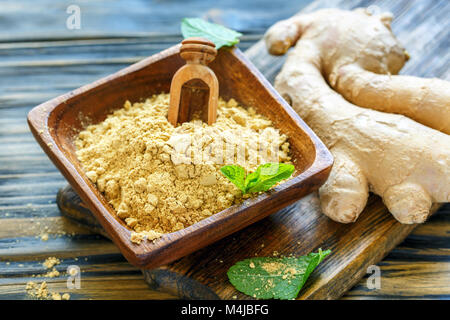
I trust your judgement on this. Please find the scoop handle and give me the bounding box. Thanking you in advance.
[168,37,219,126]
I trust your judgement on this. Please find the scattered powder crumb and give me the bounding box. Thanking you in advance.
[68,266,78,277]
[249,262,255,269]
[284,267,297,277]
[43,257,60,269]
[51,292,62,300]
[261,261,284,273]
[25,257,70,300]
[260,259,303,282]
[26,281,71,300]
[62,293,71,300]
[75,93,291,243]
[26,281,49,299]
[130,232,144,245]
[130,230,163,244]
[40,233,49,241]
[43,268,60,278]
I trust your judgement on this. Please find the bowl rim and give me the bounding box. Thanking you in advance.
[27,45,333,268]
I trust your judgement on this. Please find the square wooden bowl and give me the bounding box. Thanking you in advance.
[27,45,333,269]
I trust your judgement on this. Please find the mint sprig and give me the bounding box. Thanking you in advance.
[220,163,295,194]
[181,18,242,49]
[227,249,331,300]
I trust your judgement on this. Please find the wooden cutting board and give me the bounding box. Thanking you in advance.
[58,187,439,300]
[56,0,445,300]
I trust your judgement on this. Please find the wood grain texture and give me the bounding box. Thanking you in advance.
[344,203,450,299]
[58,185,443,299]
[0,0,449,300]
[0,0,312,41]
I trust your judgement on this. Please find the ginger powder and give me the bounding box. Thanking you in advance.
[75,93,291,242]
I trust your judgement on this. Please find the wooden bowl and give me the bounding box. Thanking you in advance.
[27,45,333,269]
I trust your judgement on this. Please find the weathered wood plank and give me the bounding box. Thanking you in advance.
[343,261,450,299]
[57,185,445,299]
[0,0,312,41]
[0,275,177,300]
[342,203,450,299]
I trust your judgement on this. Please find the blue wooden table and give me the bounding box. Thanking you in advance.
[0,0,448,299]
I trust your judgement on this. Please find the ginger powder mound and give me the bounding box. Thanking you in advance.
[75,93,291,242]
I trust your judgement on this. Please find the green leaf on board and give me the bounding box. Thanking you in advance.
[227,249,331,300]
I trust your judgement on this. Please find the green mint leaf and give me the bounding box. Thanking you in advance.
[181,18,242,49]
[227,249,331,300]
[221,163,295,194]
[246,163,295,193]
[243,170,260,193]
[220,165,246,193]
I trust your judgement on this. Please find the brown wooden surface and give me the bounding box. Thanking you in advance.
[28,45,332,270]
[57,188,440,299]
[0,0,449,300]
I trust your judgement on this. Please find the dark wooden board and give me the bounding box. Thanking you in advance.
[0,0,449,300]
[58,185,442,299]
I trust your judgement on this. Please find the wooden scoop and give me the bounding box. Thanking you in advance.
[168,37,219,126]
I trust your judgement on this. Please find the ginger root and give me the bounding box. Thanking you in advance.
[264,8,450,224]
[265,8,450,134]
